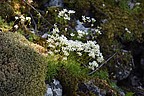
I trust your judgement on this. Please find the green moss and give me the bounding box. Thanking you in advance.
[0,32,47,96]
[45,55,88,96]
[0,2,14,20]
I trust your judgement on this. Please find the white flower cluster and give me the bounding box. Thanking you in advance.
[82,16,96,27]
[47,25,104,69]
[58,9,75,20]
[15,15,31,23]
[77,30,88,38]
[89,61,99,70]
[94,26,102,34]
[135,2,140,6]
[82,16,96,24]
[14,15,31,30]
[52,24,60,34]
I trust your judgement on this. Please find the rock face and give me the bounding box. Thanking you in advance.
[0,32,47,96]
[45,79,62,96]
[78,81,106,96]
[49,0,63,7]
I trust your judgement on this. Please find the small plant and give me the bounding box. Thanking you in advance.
[119,0,129,11]
[0,16,13,32]
[92,70,109,80]
[125,92,134,96]
[46,55,88,82]
[45,8,104,71]
[45,57,60,82]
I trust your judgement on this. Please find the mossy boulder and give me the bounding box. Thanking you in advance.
[0,32,47,96]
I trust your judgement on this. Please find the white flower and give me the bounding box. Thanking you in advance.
[65,28,68,31]
[37,13,41,17]
[52,24,60,33]
[68,10,75,14]
[14,25,19,29]
[54,50,60,53]
[64,14,70,20]
[89,61,99,67]
[58,9,75,20]
[62,57,67,60]
[63,51,69,56]
[102,4,105,7]
[15,16,19,20]
[49,44,55,48]
[91,24,94,27]
[97,56,104,63]
[48,51,54,55]
[125,28,131,33]
[55,42,59,46]
[91,18,96,22]
[88,61,99,70]
[58,11,64,17]
[86,17,90,20]
[88,66,95,70]
[77,30,86,38]
[47,38,54,43]
[87,19,91,23]
[135,2,140,6]
[63,9,68,12]
[46,29,104,66]
[70,33,75,37]
[77,52,82,56]
[46,11,48,14]
[95,29,102,34]
[82,16,86,22]
[88,52,95,59]
[93,61,98,67]
[125,28,128,31]
[26,17,31,21]
[19,15,25,22]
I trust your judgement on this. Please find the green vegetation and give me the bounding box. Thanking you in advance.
[0,32,47,96]
[0,2,14,20]
[125,92,134,96]
[0,0,144,95]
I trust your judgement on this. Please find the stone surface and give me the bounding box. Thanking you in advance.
[49,0,63,7]
[78,80,106,96]
[45,79,62,96]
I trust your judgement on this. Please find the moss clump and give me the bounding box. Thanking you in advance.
[0,2,14,20]
[0,32,47,96]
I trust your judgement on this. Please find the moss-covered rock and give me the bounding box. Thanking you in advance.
[0,32,47,96]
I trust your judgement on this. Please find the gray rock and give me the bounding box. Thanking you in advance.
[75,20,97,34]
[42,33,49,38]
[116,70,131,80]
[113,50,134,81]
[140,58,144,70]
[45,84,53,96]
[78,80,106,96]
[51,79,62,96]
[49,0,63,7]
[45,79,62,96]
[75,20,89,32]
[128,1,135,9]
[130,76,142,87]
